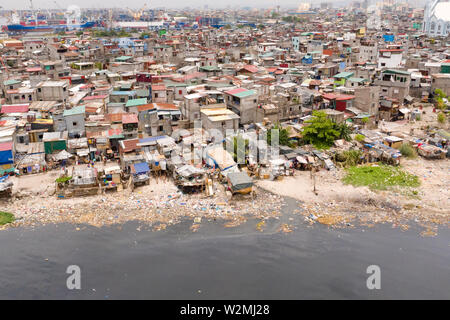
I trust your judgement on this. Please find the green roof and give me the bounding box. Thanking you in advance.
[348,77,368,83]
[3,79,21,86]
[63,105,85,117]
[115,56,133,62]
[125,98,147,107]
[233,90,257,98]
[383,69,410,75]
[333,72,354,79]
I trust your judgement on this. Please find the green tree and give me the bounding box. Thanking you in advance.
[229,135,249,163]
[434,88,446,99]
[335,123,352,141]
[302,111,340,149]
[267,124,291,147]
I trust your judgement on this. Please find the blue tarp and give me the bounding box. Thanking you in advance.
[139,135,167,144]
[0,150,13,165]
[133,162,150,174]
[383,35,395,42]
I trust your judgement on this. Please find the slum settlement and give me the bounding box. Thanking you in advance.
[0,3,448,232]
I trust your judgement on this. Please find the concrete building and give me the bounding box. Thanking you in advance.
[431,73,450,96]
[63,105,86,138]
[375,69,411,103]
[200,107,240,135]
[378,49,403,69]
[353,86,380,116]
[224,88,258,125]
[36,81,69,103]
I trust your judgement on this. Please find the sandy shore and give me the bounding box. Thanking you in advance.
[257,157,449,235]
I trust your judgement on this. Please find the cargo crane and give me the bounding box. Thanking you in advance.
[127,4,148,21]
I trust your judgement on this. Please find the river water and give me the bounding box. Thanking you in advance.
[0,198,449,299]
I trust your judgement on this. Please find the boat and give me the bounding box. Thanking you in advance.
[6,21,95,32]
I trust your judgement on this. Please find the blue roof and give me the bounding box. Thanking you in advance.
[133,162,150,174]
[139,135,168,144]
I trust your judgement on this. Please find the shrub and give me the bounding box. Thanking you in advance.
[0,212,15,225]
[343,165,420,191]
[337,150,363,167]
[355,134,365,142]
[56,176,72,183]
[399,143,417,159]
[437,112,446,124]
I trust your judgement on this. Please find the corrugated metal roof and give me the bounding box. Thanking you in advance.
[63,105,85,117]
[126,98,148,107]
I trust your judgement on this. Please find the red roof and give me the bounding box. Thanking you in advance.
[106,113,125,123]
[336,95,355,101]
[379,49,403,53]
[152,84,166,91]
[26,67,42,72]
[122,113,138,124]
[241,65,258,73]
[120,139,140,153]
[83,95,108,101]
[137,104,157,112]
[1,104,29,113]
[0,141,13,152]
[224,88,247,95]
[322,93,354,101]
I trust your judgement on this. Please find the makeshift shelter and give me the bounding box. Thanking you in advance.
[206,146,236,171]
[129,162,150,189]
[173,165,206,190]
[53,150,74,161]
[227,171,253,195]
[0,175,13,197]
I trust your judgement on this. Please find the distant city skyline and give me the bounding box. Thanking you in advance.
[0,0,380,10]
[0,0,428,10]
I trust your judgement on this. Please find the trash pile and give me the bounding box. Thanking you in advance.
[2,182,285,229]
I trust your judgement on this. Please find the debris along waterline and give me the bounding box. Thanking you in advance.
[0,183,285,231]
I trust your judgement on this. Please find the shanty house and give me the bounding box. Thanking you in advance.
[63,106,86,138]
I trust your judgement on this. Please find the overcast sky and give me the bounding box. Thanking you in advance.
[1,0,426,10]
[2,0,339,10]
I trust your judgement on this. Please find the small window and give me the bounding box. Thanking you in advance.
[73,122,78,126]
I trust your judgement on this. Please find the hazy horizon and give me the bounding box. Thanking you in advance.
[0,0,427,11]
[0,0,385,10]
